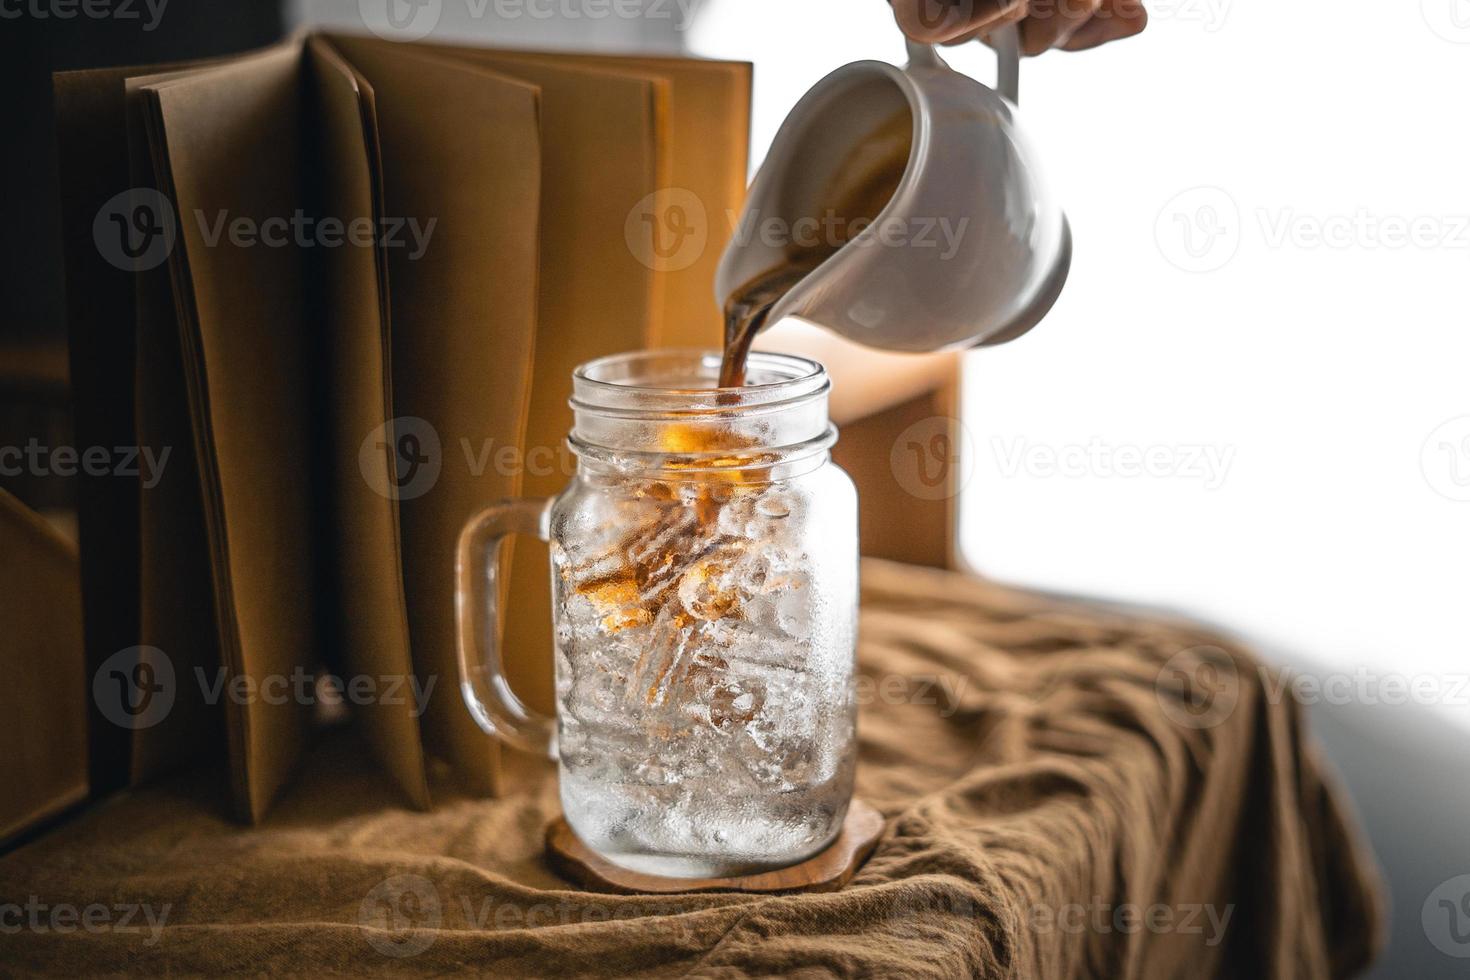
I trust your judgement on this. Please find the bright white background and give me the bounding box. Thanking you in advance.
[689,0,1470,730]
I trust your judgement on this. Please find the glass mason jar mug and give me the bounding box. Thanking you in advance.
[456,350,859,878]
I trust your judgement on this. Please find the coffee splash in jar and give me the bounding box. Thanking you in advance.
[718,107,914,388]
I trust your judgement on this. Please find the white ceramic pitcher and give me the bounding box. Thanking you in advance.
[715,24,1071,353]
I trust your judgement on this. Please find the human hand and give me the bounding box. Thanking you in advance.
[889,0,1148,55]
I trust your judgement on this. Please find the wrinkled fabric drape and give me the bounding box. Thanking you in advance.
[0,559,1381,978]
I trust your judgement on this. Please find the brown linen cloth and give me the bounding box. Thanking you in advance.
[0,559,1381,978]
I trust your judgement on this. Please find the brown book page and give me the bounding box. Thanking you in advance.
[54,61,227,798]
[301,35,429,809]
[126,68,226,787]
[479,49,752,349]
[142,41,318,822]
[398,42,667,721]
[0,490,87,844]
[327,36,543,796]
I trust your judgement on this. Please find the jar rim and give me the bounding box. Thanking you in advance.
[571,349,828,417]
[568,349,834,472]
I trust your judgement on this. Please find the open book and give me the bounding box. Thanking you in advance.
[55,32,751,823]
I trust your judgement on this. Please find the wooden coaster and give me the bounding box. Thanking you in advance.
[545,799,885,895]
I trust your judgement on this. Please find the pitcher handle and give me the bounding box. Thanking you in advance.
[904,21,1022,105]
[455,496,557,758]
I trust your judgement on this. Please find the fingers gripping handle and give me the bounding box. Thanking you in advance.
[455,497,557,758]
[904,20,1022,105]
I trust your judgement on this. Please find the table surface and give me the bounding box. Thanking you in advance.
[0,559,1382,979]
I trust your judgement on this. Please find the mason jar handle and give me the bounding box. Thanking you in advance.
[904,21,1022,105]
[455,497,557,758]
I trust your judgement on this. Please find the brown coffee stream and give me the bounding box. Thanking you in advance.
[718,108,914,390]
[718,262,818,388]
